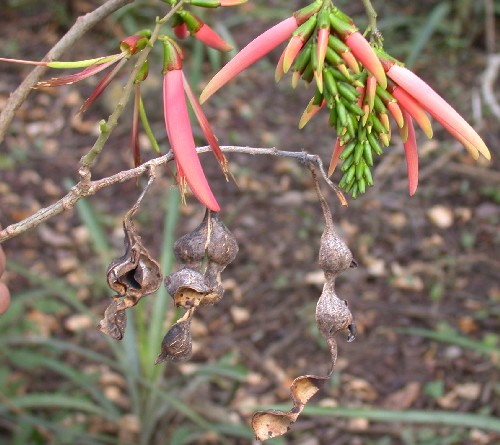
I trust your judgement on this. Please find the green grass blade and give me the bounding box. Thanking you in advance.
[400,327,500,362]
[1,394,115,420]
[6,349,121,418]
[405,2,451,69]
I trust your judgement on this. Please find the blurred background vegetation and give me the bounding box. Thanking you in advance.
[0,1,499,444]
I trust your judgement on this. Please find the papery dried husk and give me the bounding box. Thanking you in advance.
[155,310,194,363]
[252,340,338,441]
[97,297,127,340]
[165,267,222,308]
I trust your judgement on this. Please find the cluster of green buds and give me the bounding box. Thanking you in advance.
[201,0,490,200]
[275,2,398,198]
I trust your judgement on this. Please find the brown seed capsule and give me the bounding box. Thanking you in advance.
[165,267,222,308]
[155,315,193,364]
[206,211,239,268]
[315,279,354,342]
[173,210,210,269]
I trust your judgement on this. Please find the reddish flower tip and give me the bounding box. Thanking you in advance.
[283,36,304,73]
[200,16,298,103]
[345,32,387,89]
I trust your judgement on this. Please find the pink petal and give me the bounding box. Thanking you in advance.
[195,24,233,52]
[402,110,419,196]
[391,86,433,139]
[164,70,220,211]
[200,16,298,103]
[345,32,387,88]
[387,65,490,160]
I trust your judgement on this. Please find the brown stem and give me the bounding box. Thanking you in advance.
[0,0,135,143]
[0,146,347,243]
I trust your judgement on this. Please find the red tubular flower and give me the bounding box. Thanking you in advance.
[386,64,491,160]
[283,37,305,74]
[164,69,220,211]
[401,110,419,196]
[344,32,387,88]
[200,16,299,103]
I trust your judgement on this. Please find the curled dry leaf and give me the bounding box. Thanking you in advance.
[155,309,194,364]
[97,297,127,340]
[252,166,356,441]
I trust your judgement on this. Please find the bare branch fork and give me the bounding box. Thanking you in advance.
[0,146,346,243]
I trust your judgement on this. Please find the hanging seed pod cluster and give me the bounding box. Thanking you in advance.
[252,166,356,441]
[156,210,239,363]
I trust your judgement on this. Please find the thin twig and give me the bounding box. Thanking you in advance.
[0,146,346,243]
[0,0,135,143]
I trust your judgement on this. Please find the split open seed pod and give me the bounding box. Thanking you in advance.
[106,220,162,307]
[165,267,222,308]
[173,210,210,269]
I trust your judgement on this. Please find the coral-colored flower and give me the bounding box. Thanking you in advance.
[200,16,299,103]
[163,69,220,211]
[386,64,491,161]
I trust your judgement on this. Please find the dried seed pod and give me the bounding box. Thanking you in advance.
[165,267,222,308]
[205,211,239,268]
[316,279,355,343]
[107,220,162,302]
[173,210,210,269]
[155,310,194,363]
[97,298,127,340]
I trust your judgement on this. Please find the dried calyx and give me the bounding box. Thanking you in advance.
[252,166,357,441]
[98,218,162,340]
[159,209,238,364]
